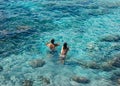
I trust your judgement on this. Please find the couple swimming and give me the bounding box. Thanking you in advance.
[46,39,69,64]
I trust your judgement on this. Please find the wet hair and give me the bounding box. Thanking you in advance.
[51,39,55,44]
[63,42,67,49]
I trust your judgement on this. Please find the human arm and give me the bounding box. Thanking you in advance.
[55,43,60,46]
[46,42,50,46]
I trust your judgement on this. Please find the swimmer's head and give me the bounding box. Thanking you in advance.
[63,42,67,49]
[51,39,55,44]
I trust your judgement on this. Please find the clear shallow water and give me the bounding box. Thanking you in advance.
[0,0,120,86]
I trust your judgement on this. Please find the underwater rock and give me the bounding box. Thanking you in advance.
[0,65,3,72]
[88,8,108,16]
[110,71,120,85]
[111,43,120,50]
[23,80,33,86]
[72,76,90,83]
[87,62,100,69]
[100,63,115,71]
[112,52,120,58]
[114,71,120,77]
[43,78,50,85]
[87,42,95,50]
[38,76,50,85]
[86,42,99,52]
[17,26,30,31]
[100,34,120,42]
[76,60,100,69]
[29,59,45,68]
[110,71,120,81]
[117,78,120,84]
[111,57,120,68]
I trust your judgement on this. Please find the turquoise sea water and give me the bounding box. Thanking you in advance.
[0,0,120,86]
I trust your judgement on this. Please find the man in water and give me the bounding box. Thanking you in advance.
[46,39,60,51]
[60,42,69,64]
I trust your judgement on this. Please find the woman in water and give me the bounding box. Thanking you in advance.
[60,42,69,64]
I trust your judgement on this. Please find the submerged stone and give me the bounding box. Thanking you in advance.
[0,65,3,72]
[29,59,45,68]
[87,62,100,69]
[38,76,50,85]
[23,80,33,86]
[117,78,120,84]
[100,34,120,42]
[110,71,120,85]
[42,77,50,84]
[111,43,120,50]
[111,52,120,58]
[86,42,99,52]
[17,26,30,31]
[100,63,115,71]
[108,52,120,68]
[72,76,90,83]
[111,57,120,68]
[110,71,120,81]
[114,71,120,77]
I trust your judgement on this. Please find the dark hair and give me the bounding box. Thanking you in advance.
[63,42,67,49]
[51,39,55,44]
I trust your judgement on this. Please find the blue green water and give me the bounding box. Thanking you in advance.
[0,0,120,86]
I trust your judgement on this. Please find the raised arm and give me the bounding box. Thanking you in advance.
[46,42,49,46]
